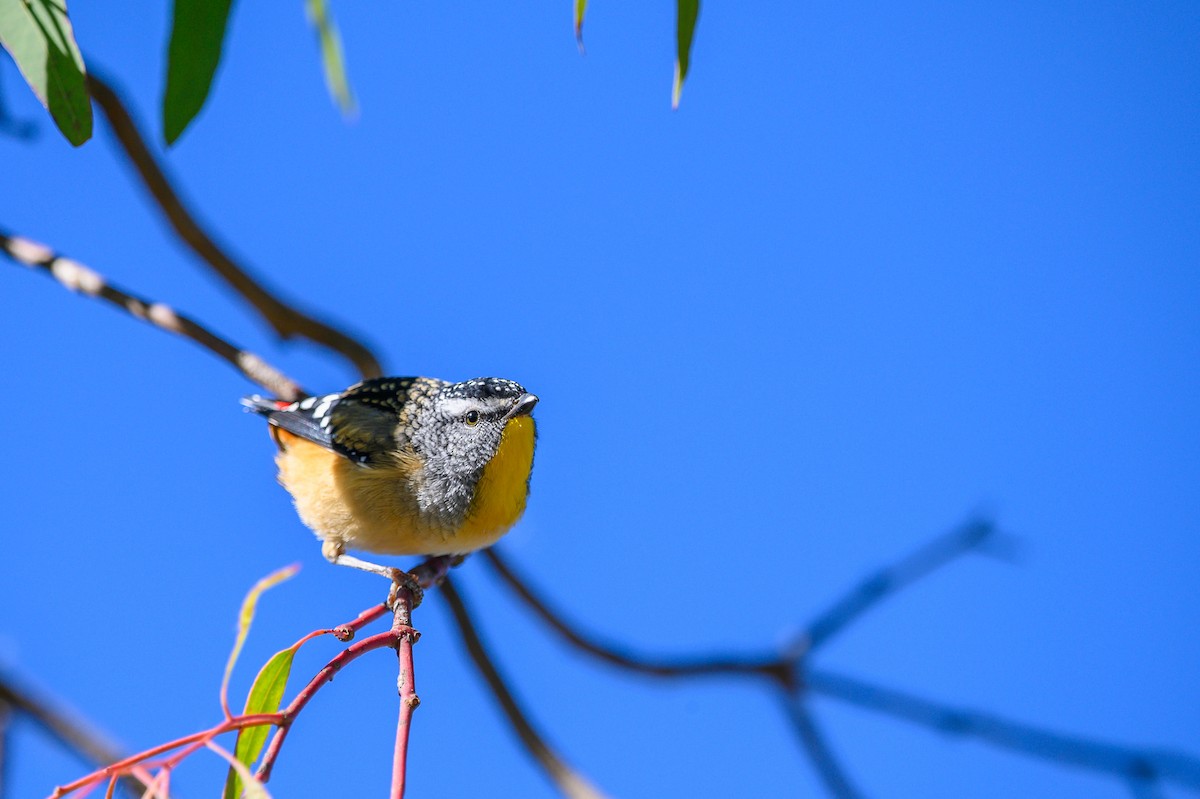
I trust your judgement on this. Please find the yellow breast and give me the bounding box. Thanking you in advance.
[454,415,537,549]
[273,416,535,557]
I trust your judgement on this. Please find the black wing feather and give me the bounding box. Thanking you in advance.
[242,393,338,450]
[243,378,422,465]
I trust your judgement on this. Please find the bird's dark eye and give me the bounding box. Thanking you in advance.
[464,410,480,426]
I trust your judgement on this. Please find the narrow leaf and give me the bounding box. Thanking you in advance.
[162,0,235,144]
[574,0,587,50]
[222,648,295,799]
[305,0,356,116]
[220,564,300,718]
[208,741,271,799]
[0,0,91,145]
[672,0,700,109]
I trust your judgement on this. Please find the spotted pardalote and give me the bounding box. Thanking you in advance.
[243,376,538,577]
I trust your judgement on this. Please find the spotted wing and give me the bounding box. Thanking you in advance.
[242,393,339,448]
[243,378,420,465]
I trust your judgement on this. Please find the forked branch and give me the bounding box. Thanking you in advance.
[48,558,459,799]
[483,526,1200,796]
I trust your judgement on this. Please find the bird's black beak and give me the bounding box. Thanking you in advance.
[503,393,539,420]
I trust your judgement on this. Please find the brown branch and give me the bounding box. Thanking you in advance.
[483,527,1200,797]
[780,694,864,799]
[0,675,149,798]
[85,72,382,380]
[1,230,305,401]
[483,519,999,685]
[805,669,1200,793]
[797,518,1001,654]
[438,577,607,799]
[482,549,791,687]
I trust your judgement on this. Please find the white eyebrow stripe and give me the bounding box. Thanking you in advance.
[439,397,511,417]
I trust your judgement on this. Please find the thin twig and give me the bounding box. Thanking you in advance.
[254,631,397,783]
[85,73,382,380]
[56,558,453,798]
[256,556,456,785]
[205,739,268,797]
[482,549,791,686]
[484,528,1200,797]
[438,577,607,799]
[387,555,458,796]
[0,230,305,401]
[49,713,282,798]
[805,669,1200,793]
[780,694,864,799]
[390,588,419,799]
[0,676,149,798]
[798,518,1000,653]
[332,604,390,641]
[136,768,169,799]
[485,520,1000,685]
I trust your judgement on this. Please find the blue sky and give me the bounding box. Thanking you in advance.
[2,2,1198,798]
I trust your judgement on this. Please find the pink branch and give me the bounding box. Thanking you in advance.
[48,713,283,798]
[255,629,399,781]
[259,556,457,786]
[332,603,390,642]
[52,558,461,798]
[390,588,419,799]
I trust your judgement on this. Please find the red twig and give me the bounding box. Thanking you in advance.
[52,559,459,799]
[136,768,168,799]
[258,556,457,786]
[387,555,458,797]
[333,603,390,642]
[390,588,420,799]
[48,713,282,798]
[254,629,399,783]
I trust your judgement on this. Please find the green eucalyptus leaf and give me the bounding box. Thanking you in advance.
[219,564,299,720]
[672,0,700,109]
[305,0,355,116]
[0,0,92,145]
[162,0,235,144]
[574,0,587,48]
[222,647,295,799]
[216,737,274,799]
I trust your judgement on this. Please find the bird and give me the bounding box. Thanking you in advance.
[243,376,538,579]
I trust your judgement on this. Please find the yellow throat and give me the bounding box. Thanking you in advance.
[457,415,536,546]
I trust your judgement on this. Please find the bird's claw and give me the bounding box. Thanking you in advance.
[387,567,425,610]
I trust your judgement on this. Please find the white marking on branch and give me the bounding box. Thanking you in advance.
[148,303,183,333]
[6,236,53,265]
[49,258,105,296]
